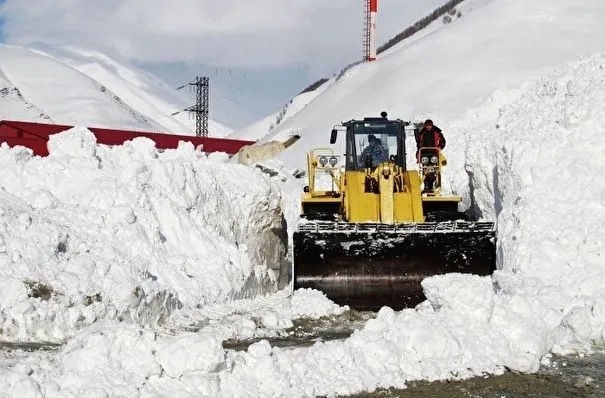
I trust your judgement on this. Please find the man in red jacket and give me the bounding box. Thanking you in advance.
[416,119,446,154]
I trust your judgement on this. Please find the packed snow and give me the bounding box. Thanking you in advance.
[1,0,605,397]
[0,128,295,341]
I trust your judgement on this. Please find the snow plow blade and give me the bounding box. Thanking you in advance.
[293,221,496,311]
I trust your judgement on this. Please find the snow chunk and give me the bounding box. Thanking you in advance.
[422,273,495,320]
[47,126,97,158]
[58,322,161,395]
[0,278,29,308]
[157,332,225,377]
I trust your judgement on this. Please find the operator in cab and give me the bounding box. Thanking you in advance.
[360,134,388,167]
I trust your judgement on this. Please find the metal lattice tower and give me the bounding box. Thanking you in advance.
[196,76,210,137]
[174,76,210,137]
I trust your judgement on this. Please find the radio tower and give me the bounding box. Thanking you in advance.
[363,0,378,61]
[173,76,210,137]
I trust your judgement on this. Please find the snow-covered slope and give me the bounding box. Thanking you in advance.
[230,81,331,141]
[255,0,605,169]
[0,78,50,122]
[0,44,232,136]
[0,45,157,129]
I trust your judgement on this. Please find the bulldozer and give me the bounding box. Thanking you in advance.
[293,113,496,311]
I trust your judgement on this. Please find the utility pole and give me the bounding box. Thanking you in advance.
[363,0,378,61]
[173,76,210,137]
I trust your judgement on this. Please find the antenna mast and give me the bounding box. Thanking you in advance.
[363,0,378,61]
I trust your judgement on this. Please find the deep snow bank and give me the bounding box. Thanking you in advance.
[0,128,288,341]
[448,53,605,302]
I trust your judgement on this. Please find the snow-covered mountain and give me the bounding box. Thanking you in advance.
[0,44,232,137]
[235,0,605,169]
[229,79,332,141]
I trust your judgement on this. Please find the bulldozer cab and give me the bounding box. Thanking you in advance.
[342,118,406,170]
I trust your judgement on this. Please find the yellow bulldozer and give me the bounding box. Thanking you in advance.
[293,113,496,311]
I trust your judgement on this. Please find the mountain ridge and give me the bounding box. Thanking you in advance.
[0,44,233,137]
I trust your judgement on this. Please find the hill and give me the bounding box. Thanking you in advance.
[0,44,232,136]
[250,0,605,170]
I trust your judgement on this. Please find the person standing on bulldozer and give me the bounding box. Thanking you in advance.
[416,119,446,193]
[416,119,446,154]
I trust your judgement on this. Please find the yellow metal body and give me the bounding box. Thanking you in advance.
[343,164,424,223]
[301,149,461,224]
[417,147,448,197]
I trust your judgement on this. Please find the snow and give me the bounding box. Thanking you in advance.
[247,0,605,171]
[1,0,605,397]
[0,127,292,342]
[231,80,333,141]
[0,44,232,137]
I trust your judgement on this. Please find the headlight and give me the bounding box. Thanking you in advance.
[329,156,338,167]
[430,156,438,164]
[319,156,328,166]
[421,156,429,165]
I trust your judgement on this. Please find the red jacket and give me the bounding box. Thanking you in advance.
[416,126,446,150]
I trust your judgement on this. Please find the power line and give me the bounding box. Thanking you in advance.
[172,76,210,137]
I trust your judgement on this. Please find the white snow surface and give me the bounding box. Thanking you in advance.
[1,51,604,398]
[244,0,605,171]
[0,44,232,137]
[0,128,298,342]
[1,1,605,397]
[231,80,333,142]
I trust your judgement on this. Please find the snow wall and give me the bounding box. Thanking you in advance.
[0,128,289,341]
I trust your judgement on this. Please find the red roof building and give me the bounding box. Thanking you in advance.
[0,120,253,156]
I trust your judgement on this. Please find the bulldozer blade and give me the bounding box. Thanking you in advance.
[293,221,496,311]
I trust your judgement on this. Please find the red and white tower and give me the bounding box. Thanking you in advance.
[364,0,378,61]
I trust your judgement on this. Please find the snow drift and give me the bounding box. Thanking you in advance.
[0,128,288,342]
